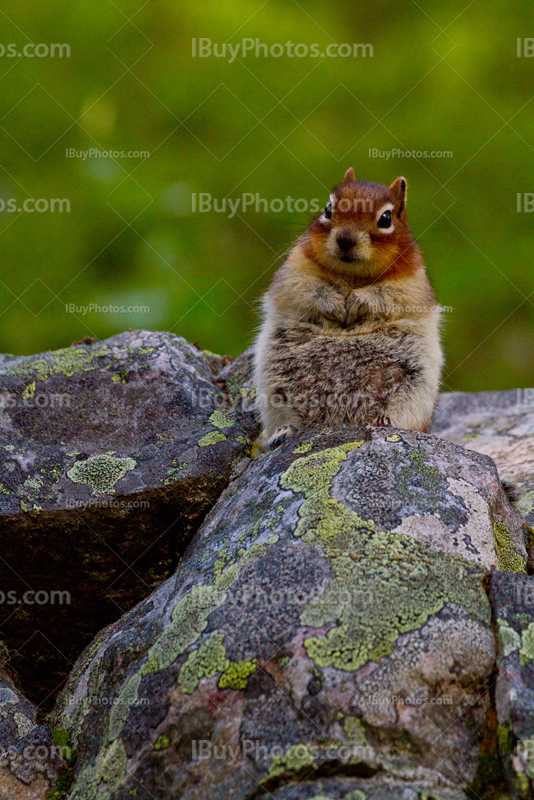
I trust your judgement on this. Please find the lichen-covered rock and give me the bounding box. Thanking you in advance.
[51,426,527,800]
[433,389,534,528]
[489,571,534,798]
[0,648,66,798]
[0,330,258,707]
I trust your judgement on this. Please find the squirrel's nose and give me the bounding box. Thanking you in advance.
[336,230,356,252]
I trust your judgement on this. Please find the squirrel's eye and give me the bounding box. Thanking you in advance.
[377,210,392,229]
[324,202,332,220]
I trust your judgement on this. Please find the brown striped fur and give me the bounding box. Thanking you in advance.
[254,170,444,447]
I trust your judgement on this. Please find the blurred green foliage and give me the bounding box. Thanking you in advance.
[0,0,532,391]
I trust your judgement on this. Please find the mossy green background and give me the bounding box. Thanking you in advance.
[0,0,532,392]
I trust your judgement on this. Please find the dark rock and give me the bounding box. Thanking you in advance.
[0,331,258,707]
[0,643,65,798]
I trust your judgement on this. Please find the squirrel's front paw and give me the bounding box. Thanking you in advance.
[267,425,297,449]
[313,287,346,325]
[345,293,370,326]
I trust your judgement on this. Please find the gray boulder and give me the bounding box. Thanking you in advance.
[51,426,527,799]
[0,330,257,707]
[433,389,534,528]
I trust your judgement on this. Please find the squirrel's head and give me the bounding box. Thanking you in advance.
[300,168,422,281]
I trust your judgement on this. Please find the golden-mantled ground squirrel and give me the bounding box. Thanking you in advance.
[254,168,443,448]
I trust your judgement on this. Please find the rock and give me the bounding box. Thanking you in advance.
[0,644,66,798]
[51,426,527,799]
[489,571,534,797]
[432,389,534,527]
[0,331,258,707]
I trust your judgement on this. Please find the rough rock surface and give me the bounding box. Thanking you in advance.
[0,648,65,799]
[490,571,534,797]
[51,426,528,800]
[433,389,534,527]
[0,330,257,707]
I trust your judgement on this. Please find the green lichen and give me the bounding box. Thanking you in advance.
[344,716,367,746]
[268,743,315,778]
[6,345,110,382]
[108,673,142,740]
[293,441,313,454]
[67,454,136,496]
[345,792,367,800]
[497,723,513,759]
[98,738,127,791]
[14,712,36,737]
[208,410,233,429]
[520,622,534,666]
[516,771,531,793]
[0,483,9,494]
[494,522,527,574]
[219,658,259,690]
[281,442,490,672]
[164,459,188,485]
[385,433,401,442]
[22,381,36,399]
[403,449,442,495]
[198,431,226,447]
[107,534,279,741]
[497,618,521,658]
[178,632,228,694]
[154,734,170,750]
[24,475,43,492]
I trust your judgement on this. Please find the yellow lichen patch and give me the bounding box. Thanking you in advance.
[22,381,36,399]
[520,622,534,666]
[280,441,490,673]
[268,743,315,778]
[293,441,313,454]
[493,522,527,574]
[178,632,228,694]
[67,454,136,496]
[208,410,234,429]
[219,659,259,690]
[198,432,226,447]
[6,345,111,382]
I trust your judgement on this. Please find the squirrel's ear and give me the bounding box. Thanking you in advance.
[343,167,355,183]
[390,176,407,217]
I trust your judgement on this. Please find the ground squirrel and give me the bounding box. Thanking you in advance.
[254,168,443,448]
